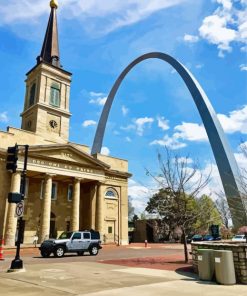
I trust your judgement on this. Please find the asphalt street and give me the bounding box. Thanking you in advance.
[1,243,184,269]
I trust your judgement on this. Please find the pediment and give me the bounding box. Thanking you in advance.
[26,144,110,169]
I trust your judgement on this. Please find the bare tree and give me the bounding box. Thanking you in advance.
[215,191,231,229]
[146,148,215,263]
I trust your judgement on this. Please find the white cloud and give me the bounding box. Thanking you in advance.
[150,134,187,150]
[157,116,169,131]
[196,163,224,198]
[89,96,107,106]
[120,124,136,131]
[241,45,247,52]
[151,104,247,151]
[128,179,151,214]
[217,105,247,134]
[120,117,154,136]
[0,112,9,123]
[89,91,105,97]
[233,148,247,181]
[240,64,247,71]
[150,121,209,149]
[174,122,208,141]
[113,130,120,135]
[217,0,232,10]
[87,91,107,106]
[199,14,236,57]
[175,157,194,164]
[235,152,247,168]
[195,64,204,69]
[198,0,247,57]
[0,1,48,24]
[183,34,199,43]
[82,120,97,127]
[0,0,188,35]
[122,105,129,116]
[135,117,154,136]
[125,137,132,142]
[101,146,110,156]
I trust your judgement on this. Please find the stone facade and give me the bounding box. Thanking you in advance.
[21,63,71,143]
[0,2,131,247]
[191,242,247,284]
[0,132,130,246]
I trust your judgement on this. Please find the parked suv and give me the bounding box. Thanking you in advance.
[231,234,246,243]
[39,230,102,258]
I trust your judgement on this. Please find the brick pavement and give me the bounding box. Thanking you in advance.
[100,253,193,273]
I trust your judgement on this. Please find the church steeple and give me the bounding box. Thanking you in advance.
[37,0,60,68]
[21,0,72,143]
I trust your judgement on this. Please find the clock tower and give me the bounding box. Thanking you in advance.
[21,0,72,143]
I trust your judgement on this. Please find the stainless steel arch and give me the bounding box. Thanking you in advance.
[91,52,247,227]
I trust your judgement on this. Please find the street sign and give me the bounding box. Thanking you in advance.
[15,201,24,218]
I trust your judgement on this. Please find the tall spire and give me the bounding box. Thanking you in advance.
[37,1,60,68]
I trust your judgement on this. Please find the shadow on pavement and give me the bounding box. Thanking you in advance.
[33,253,93,259]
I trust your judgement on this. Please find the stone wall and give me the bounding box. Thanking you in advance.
[191,242,247,284]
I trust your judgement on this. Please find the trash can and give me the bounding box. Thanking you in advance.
[197,249,215,281]
[214,250,236,285]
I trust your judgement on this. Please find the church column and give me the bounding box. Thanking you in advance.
[71,178,81,231]
[96,184,105,239]
[90,183,97,230]
[120,185,128,245]
[5,171,22,246]
[39,174,52,243]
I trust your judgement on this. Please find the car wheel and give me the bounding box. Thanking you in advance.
[54,246,65,257]
[77,251,84,256]
[89,246,98,256]
[41,250,50,258]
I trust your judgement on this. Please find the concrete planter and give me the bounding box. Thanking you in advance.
[191,241,247,284]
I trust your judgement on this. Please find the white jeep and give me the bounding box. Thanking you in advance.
[39,230,102,258]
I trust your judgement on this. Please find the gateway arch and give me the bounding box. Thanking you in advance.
[91,52,247,228]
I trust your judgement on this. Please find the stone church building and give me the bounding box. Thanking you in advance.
[0,1,131,246]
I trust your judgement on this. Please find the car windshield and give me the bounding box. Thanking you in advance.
[58,232,73,239]
[234,235,244,238]
[204,235,212,238]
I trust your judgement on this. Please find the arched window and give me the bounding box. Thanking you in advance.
[105,188,118,199]
[50,82,60,107]
[29,83,36,106]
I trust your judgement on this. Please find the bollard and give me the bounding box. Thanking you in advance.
[0,238,4,260]
[145,240,148,248]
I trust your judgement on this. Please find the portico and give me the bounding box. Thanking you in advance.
[1,143,130,246]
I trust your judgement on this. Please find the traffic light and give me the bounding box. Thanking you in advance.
[6,144,19,173]
[8,192,22,203]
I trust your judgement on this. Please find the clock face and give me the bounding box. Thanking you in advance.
[49,120,58,129]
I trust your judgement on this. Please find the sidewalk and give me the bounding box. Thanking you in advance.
[0,261,245,296]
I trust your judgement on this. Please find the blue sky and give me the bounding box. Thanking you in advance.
[0,0,246,214]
